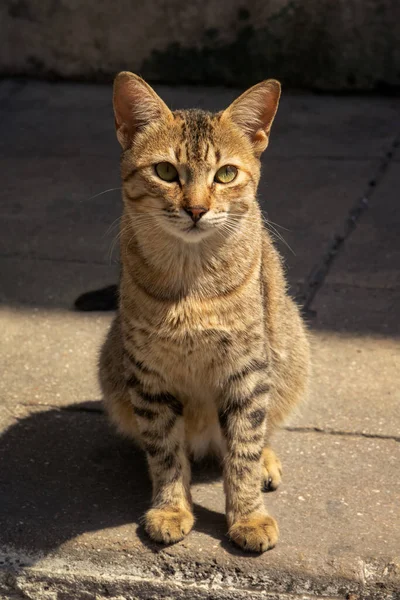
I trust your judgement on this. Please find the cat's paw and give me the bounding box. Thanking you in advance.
[228,514,279,552]
[145,506,194,544]
[261,447,282,492]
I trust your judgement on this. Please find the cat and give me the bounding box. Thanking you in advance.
[97,72,310,552]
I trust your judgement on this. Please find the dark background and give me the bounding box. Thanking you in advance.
[1,0,400,91]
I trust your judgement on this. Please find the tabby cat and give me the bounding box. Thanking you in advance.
[99,72,310,552]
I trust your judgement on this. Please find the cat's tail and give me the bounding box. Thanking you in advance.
[74,284,118,311]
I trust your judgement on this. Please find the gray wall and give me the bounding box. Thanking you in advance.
[1,0,399,90]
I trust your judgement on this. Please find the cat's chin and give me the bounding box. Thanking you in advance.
[160,223,216,244]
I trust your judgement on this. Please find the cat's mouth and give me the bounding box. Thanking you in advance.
[182,221,212,239]
[187,223,202,232]
[158,212,216,243]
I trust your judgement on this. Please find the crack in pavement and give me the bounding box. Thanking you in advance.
[284,425,400,443]
[17,403,400,442]
[296,132,400,315]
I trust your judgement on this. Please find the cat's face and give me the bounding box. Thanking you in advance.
[114,73,280,244]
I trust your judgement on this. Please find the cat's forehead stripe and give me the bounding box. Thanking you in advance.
[174,109,215,163]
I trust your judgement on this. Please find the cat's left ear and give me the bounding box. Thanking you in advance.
[222,79,281,154]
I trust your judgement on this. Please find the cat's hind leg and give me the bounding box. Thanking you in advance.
[261,447,282,492]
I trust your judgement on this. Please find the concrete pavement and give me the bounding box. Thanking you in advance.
[0,80,399,599]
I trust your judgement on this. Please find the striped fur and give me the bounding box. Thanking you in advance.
[99,73,310,552]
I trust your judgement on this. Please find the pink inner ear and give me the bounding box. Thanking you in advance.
[113,72,175,149]
[113,74,172,138]
[114,81,142,130]
[260,99,278,133]
[223,80,281,146]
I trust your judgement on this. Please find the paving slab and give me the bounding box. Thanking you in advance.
[0,258,118,308]
[258,158,374,282]
[0,155,121,265]
[319,162,400,290]
[291,144,400,437]
[0,309,110,416]
[293,291,400,437]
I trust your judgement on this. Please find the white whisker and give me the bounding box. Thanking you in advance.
[264,221,295,256]
[104,216,122,237]
[264,217,291,232]
[83,187,122,203]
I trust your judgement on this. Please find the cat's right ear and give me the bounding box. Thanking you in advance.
[113,72,172,149]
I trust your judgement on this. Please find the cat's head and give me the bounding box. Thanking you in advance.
[113,72,280,244]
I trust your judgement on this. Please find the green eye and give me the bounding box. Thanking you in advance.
[214,165,238,184]
[155,162,179,182]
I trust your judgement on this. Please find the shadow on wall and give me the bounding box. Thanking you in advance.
[2,1,400,91]
[0,402,227,565]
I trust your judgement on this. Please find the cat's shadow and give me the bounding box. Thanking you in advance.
[0,400,239,563]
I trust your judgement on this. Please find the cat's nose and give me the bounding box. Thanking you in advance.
[184,206,209,223]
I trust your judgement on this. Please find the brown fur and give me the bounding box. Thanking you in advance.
[99,72,310,552]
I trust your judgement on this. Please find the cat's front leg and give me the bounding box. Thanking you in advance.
[219,371,278,552]
[127,380,194,544]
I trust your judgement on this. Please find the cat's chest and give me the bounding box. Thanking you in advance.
[154,299,247,358]
[146,329,230,399]
[132,298,263,385]
[145,318,235,371]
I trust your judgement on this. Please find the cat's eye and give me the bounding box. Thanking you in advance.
[214,165,238,184]
[155,162,179,182]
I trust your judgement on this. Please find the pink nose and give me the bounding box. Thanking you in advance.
[184,206,209,223]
